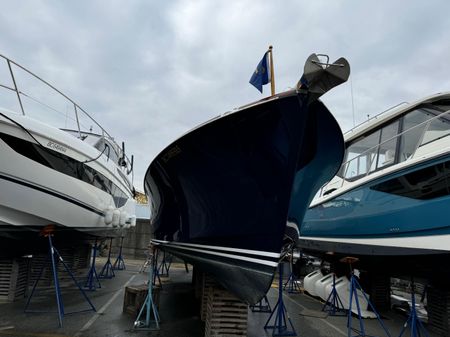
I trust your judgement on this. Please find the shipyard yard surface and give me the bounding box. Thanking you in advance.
[0,258,439,337]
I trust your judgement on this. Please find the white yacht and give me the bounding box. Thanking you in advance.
[0,54,136,254]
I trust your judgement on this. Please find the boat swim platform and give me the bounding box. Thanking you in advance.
[0,259,444,337]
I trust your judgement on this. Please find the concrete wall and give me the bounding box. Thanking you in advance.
[111,219,153,259]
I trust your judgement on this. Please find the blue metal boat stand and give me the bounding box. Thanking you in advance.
[250,295,272,313]
[342,257,391,337]
[158,250,172,277]
[84,239,101,290]
[397,278,429,337]
[139,244,152,273]
[99,237,115,279]
[283,250,301,294]
[133,249,160,331]
[152,249,162,288]
[322,273,346,316]
[113,236,126,270]
[24,226,96,327]
[264,263,297,336]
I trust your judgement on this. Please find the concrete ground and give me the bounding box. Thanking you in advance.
[0,258,440,337]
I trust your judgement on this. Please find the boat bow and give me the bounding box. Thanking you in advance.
[144,54,349,304]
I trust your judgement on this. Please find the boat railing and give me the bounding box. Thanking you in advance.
[320,107,450,197]
[0,54,133,175]
[344,102,408,136]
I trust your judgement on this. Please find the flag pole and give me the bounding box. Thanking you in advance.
[268,45,275,96]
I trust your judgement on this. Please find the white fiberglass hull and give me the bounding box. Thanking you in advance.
[0,110,136,240]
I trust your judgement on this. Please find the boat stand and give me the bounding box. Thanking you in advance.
[139,244,153,273]
[99,237,115,279]
[322,273,346,316]
[84,239,101,290]
[158,251,172,277]
[283,272,301,294]
[152,249,162,288]
[283,248,301,294]
[113,236,126,270]
[250,295,272,313]
[264,264,297,336]
[397,278,429,337]
[24,226,96,327]
[343,257,391,337]
[133,249,160,331]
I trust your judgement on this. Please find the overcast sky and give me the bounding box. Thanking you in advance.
[1,0,450,190]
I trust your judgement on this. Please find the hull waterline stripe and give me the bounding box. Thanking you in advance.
[154,241,279,267]
[151,239,281,258]
[0,173,104,216]
[299,234,450,252]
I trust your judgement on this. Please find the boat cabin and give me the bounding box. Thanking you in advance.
[320,97,450,197]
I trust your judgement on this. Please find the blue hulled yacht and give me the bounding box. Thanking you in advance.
[300,92,450,261]
[144,54,350,304]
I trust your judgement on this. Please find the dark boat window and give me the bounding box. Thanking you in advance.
[371,160,450,200]
[339,103,450,183]
[0,132,129,208]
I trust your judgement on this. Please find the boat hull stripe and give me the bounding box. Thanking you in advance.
[151,240,279,267]
[151,239,281,258]
[0,173,104,216]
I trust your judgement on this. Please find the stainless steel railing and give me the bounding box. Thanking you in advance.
[0,53,133,176]
[319,107,450,197]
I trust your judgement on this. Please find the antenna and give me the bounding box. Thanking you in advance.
[127,155,134,175]
[120,142,127,167]
[350,75,355,127]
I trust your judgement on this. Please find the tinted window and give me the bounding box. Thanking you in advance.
[0,132,129,208]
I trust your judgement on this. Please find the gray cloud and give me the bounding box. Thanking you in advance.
[1,0,450,190]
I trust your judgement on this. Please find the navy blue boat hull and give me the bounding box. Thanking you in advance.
[144,91,344,304]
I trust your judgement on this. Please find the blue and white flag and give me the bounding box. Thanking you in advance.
[249,52,270,93]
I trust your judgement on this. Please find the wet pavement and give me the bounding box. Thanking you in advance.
[0,258,440,337]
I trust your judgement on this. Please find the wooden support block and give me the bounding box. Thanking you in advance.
[123,283,160,316]
[205,284,248,337]
[428,286,450,336]
[201,274,219,321]
[0,257,29,302]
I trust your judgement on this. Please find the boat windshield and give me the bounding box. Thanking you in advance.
[338,102,450,182]
[60,129,123,165]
